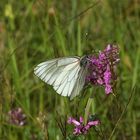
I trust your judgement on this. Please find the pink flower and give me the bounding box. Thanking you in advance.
[86,44,119,94]
[67,116,100,135]
[8,107,26,126]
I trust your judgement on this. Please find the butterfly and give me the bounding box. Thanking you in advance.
[34,56,90,100]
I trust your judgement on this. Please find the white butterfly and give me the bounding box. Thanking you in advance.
[34,56,89,100]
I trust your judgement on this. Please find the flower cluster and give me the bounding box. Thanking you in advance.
[8,107,26,126]
[87,44,120,94]
[67,116,100,135]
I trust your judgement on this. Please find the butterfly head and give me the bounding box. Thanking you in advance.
[80,55,89,67]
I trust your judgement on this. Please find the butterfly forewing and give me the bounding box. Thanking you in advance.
[34,56,88,99]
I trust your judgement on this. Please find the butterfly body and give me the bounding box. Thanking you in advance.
[80,55,89,67]
[34,56,89,99]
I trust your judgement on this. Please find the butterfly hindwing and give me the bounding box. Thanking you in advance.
[56,64,81,97]
[70,66,87,99]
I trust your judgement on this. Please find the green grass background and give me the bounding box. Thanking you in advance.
[0,0,140,139]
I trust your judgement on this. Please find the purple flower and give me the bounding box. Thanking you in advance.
[67,116,100,135]
[103,65,112,94]
[8,107,26,126]
[87,44,119,94]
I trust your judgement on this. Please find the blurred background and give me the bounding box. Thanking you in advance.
[0,0,140,139]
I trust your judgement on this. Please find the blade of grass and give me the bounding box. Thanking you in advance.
[54,15,67,56]
[109,86,136,140]
[8,38,21,94]
[132,48,140,88]
[77,22,82,56]
[84,97,93,125]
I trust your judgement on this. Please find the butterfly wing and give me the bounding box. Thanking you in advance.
[34,57,87,98]
[70,66,87,99]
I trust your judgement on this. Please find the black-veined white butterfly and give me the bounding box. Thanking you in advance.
[34,56,89,100]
